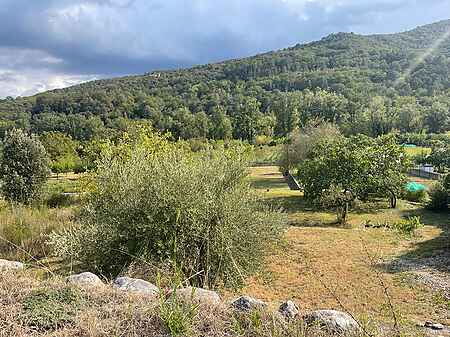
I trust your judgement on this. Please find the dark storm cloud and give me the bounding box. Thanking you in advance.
[0,0,450,97]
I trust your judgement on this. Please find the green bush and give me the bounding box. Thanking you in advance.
[0,129,50,205]
[403,189,428,203]
[45,193,77,208]
[51,147,286,289]
[427,182,449,211]
[393,216,424,236]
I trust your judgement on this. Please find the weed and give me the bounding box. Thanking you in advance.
[158,281,199,336]
[21,286,83,331]
[393,216,424,236]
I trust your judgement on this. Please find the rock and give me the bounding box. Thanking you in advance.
[0,259,24,271]
[232,295,267,312]
[304,310,360,334]
[67,272,103,287]
[175,287,221,305]
[425,321,444,330]
[113,277,159,296]
[279,300,299,319]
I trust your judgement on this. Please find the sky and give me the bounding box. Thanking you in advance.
[0,0,450,98]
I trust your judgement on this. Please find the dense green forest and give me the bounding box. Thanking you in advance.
[1,20,450,142]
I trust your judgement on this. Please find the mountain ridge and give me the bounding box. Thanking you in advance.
[1,19,449,140]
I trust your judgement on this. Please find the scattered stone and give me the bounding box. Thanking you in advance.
[232,295,267,312]
[175,287,221,305]
[304,310,360,334]
[113,277,159,296]
[67,272,103,287]
[425,321,444,330]
[0,259,24,271]
[279,300,299,319]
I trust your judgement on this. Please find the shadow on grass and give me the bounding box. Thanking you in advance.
[264,194,349,229]
[383,207,450,275]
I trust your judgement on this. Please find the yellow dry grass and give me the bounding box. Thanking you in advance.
[242,166,449,327]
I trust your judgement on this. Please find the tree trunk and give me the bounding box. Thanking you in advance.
[389,190,397,208]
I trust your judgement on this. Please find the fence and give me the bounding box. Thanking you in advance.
[409,168,442,180]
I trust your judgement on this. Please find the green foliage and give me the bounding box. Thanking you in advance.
[278,123,342,172]
[426,182,449,211]
[403,189,428,203]
[444,174,450,190]
[45,192,77,208]
[0,129,50,204]
[297,135,408,222]
[51,137,285,289]
[40,132,81,174]
[158,285,199,337]
[424,143,450,172]
[21,287,82,331]
[1,21,450,142]
[320,185,355,224]
[393,216,424,236]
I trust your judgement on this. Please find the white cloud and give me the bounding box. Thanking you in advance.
[0,69,97,98]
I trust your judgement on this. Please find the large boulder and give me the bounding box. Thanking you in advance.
[304,310,360,334]
[67,272,103,287]
[175,287,221,305]
[113,277,159,296]
[0,259,24,271]
[232,296,267,312]
[279,300,299,319]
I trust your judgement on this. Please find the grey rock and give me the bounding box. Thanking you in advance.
[67,272,103,287]
[0,259,24,271]
[279,300,299,319]
[304,310,360,334]
[176,287,221,305]
[113,277,159,295]
[232,295,267,312]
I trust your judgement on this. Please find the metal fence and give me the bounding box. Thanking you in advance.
[409,168,442,180]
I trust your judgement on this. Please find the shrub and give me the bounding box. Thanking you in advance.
[403,189,428,203]
[393,216,424,236]
[45,192,77,208]
[51,147,286,289]
[0,129,50,204]
[427,182,449,211]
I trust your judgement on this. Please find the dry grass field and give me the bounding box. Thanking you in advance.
[242,166,449,330]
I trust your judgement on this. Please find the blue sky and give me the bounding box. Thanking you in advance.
[0,0,449,98]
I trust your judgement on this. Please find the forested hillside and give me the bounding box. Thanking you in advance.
[1,19,450,141]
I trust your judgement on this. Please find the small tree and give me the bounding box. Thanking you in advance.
[40,132,81,177]
[427,182,449,212]
[370,135,410,208]
[321,185,355,225]
[0,129,50,204]
[278,122,341,173]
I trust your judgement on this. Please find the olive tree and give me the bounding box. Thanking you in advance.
[278,122,341,173]
[298,136,372,223]
[52,139,285,289]
[0,129,50,204]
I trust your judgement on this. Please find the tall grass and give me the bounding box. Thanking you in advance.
[0,202,73,262]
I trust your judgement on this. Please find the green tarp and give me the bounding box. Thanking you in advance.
[406,181,426,192]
